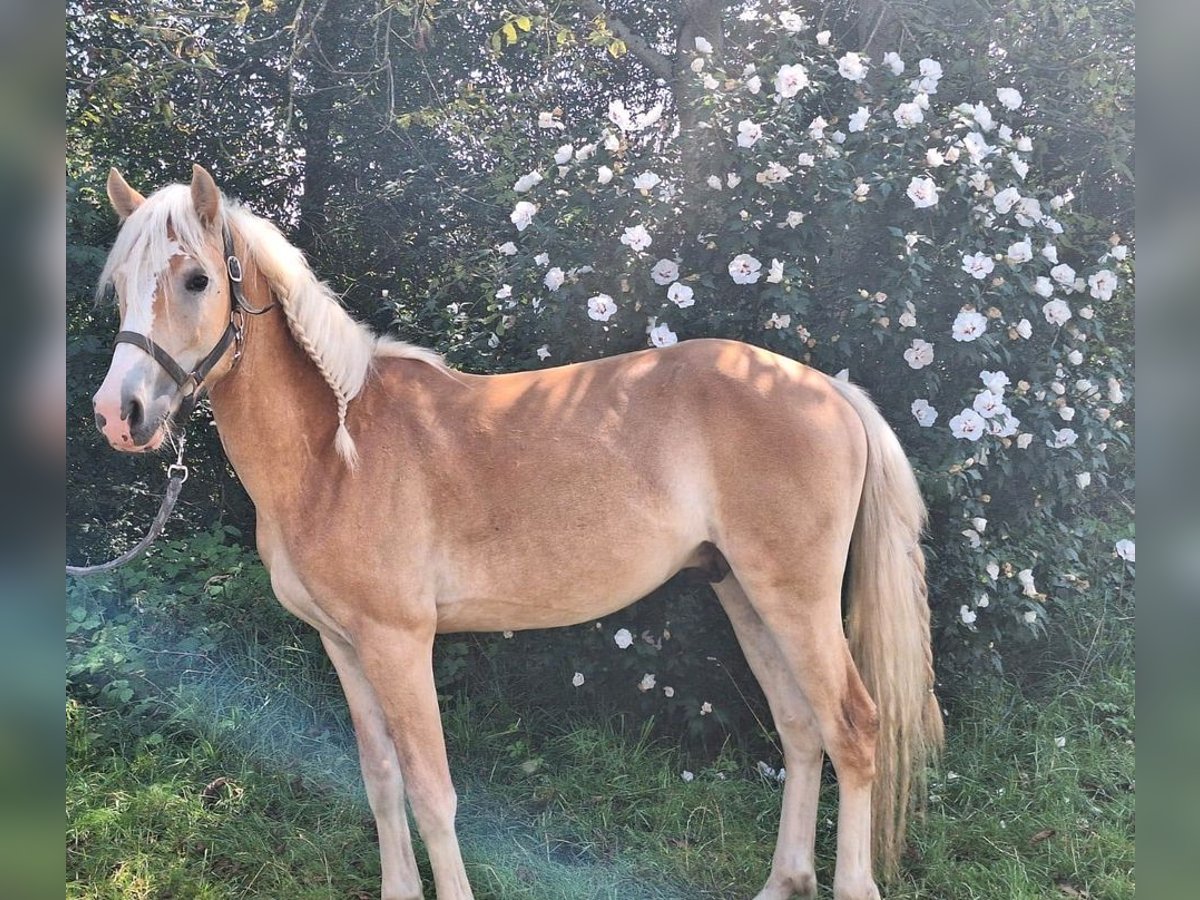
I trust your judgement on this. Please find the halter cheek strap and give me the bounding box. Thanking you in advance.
[112,224,277,420]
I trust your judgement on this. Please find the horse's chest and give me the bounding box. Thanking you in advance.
[256,522,352,642]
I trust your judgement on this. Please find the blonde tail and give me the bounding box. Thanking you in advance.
[828,376,944,879]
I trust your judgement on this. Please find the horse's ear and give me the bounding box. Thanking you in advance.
[106,168,145,220]
[190,164,222,228]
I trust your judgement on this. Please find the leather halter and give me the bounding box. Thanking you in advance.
[113,224,276,421]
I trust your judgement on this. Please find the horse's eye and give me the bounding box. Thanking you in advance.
[186,273,210,293]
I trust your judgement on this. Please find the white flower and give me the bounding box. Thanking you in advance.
[779,11,806,32]
[913,57,943,93]
[775,63,810,98]
[514,170,543,193]
[1115,539,1135,562]
[597,165,614,185]
[495,284,512,299]
[883,51,905,76]
[1015,197,1043,226]
[1007,240,1033,264]
[651,259,680,286]
[1016,432,1033,449]
[1016,135,1033,152]
[613,628,634,649]
[968,172,989,192]
[784,211,805,229]
[736,119,763,148]
[766,312,792,330]
[849,106,870,132]
[571,671,585,687]
[994,186,1022,214]
[986,561,1000,580]
[893,102,925,128]
[1079,305,1094,320]
[726,172,742,188]
[588,294,617,322]
[701,72,719,90]
[1009,153,1030,180]
[980,370,1010,394]
[534,252,550,267]
[537,111,565,130]
[510,201,538,232]
[997,87,1023,110]
[756,162,793,184]
[745,74,762,94]
[706,175,722,190]
[1018,568,1037,596]
[1042,298,1072,326]
[808,115,828,141]
[907,176,939,209]
[544,267,565,291]
[554,144,574,165]
[926,148,945,167]
[633,171,661,191]
[1050,427,1079,448]
[649,322,678,347]
[796,152,816,167]
[668,282,695,308]
[620,224,653,252]
[960,605,978,625]
[1024,610,1038,625]
[899,308,917,328]
[663,685,675,698]
[576,143,596,162]
[498,241,518,256]
[607,98,633,131]
[638,673,658,692]
[904,339,934,369]
[690,56,705,73]
[1015,318,1033,339]
[1076,472,1092,489]
[816,29,831,46]
[602,130,620,151]
[972,102,995,132]
[1088,269,1118,301]
[536,345,551,361]
[950,409,987,441]
[680,770,694,782]
[1033,276,1055,298]
[838,52,868,82]
[1107,377,1124,403]
[963,131,993,165]
[952,309,989,342]
[1067,349,1084,366]
[694,35,713,53]
[973,390,1007,419]
[1051,263,1077,288]
[766,258,785,283]
[729,253,762,284]
[962,252,995,280]
[700,701,713,715]
[911,398,938,427]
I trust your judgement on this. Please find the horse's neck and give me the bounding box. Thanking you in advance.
[207,294,339,512]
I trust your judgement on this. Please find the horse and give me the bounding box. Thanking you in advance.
[87,165,942,900]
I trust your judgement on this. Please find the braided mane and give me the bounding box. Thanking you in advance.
[98,183,443,468]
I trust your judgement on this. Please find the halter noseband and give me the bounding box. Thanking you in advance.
[113,224,277,421]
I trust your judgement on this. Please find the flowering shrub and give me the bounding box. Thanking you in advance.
[447,9,1134,697]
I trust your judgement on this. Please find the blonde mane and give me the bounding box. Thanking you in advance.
[98,183,444,468]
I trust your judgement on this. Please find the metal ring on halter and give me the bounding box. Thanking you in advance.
[167,463,190,483]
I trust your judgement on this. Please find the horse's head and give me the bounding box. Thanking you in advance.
[93,165,239,452]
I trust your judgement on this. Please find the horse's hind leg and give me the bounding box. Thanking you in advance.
[730,567,881,900]
[714,575,822,900]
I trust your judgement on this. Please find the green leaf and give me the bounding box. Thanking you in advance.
[502,22,518,45]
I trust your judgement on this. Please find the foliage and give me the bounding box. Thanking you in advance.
[67,1,1135,739]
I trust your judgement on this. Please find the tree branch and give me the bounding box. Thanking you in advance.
[576,1,673,81]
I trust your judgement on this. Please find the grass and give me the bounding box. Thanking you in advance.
[67,628,1134,899]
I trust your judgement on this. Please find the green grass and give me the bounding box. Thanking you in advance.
[67,647,1134,899]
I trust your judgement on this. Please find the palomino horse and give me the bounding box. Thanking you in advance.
[90,165,942,900]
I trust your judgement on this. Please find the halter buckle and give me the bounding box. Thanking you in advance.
[227,254,244,283]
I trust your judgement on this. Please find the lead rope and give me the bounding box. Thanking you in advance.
[65,427,191,577]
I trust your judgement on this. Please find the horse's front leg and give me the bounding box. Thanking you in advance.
[356,624,474,900]
[321,634,424,900]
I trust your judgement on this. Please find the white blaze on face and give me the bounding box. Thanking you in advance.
[93,240,183,448]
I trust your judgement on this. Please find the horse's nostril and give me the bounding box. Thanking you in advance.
[123,396,144,431]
